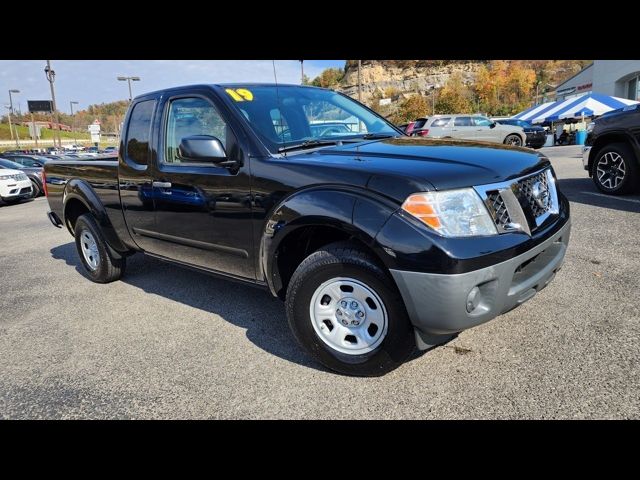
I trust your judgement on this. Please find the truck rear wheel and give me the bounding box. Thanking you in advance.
[285,241,415,376]
[74,213,126,283]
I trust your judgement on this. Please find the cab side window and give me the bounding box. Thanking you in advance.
[165,97,227,164]
[431,117,451,127]
[473,117,493,127]
[126,100,155,166]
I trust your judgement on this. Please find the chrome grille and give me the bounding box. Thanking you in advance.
[475,167,559,236]
[487,191,511,228]
[519,170,551,217]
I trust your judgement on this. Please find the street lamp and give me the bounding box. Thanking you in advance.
[429,84,440,115]
[117,76,141,101]
[44,60,62,149]
[7,89,19,143]
[300,60,304,85]
[70,101,79,146]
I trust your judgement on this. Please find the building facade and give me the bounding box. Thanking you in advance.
[554,61,640,102]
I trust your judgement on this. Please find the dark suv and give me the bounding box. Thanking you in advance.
[495,118,547,149]
[583,104,640,195]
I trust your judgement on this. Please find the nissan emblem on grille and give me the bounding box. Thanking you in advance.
[532,181,550,209]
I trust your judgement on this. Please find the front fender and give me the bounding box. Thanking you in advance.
[63,179,128,254]
[259,186,399,295]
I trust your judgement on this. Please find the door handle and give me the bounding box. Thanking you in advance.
[152,181,172,188]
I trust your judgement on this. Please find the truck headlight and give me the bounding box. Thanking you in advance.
[0,175,11,180]
[401,188,498,237]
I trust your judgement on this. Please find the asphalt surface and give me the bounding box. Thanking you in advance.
[1,145,639,419]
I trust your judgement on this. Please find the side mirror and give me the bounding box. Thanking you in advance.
[490,122,497,129]
[178,135,227,163]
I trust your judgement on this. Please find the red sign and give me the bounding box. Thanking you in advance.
[577,83,593,92]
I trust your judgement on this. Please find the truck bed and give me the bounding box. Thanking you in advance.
[44,155,121,234]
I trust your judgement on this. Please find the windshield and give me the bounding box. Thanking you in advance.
[0,158,24,169]
[223,85,399,153]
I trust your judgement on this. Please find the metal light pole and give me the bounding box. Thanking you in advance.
[300,60,304,84]
[8,89,19,142]
[45,61,62,149]
[70,101,79,145]
[357,60,362,102]
[117,76,141,101]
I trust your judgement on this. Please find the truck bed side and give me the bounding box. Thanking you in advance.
[44,156,135,253]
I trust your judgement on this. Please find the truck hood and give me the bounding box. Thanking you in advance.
[312,137,550,191]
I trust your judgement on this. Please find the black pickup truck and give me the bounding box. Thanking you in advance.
[44,84,571,376]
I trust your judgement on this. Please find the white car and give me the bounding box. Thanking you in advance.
[0,168,32,204]
[413,114,527,146]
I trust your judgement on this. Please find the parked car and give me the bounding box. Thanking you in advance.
[410,117,430,137]
[103,146,118,153]
[0,158,44,197]
[0,166,33,204]
[2,154,50,168]
[397,121,417,135]
[43,83,570,376]
[583,104,640,195]
[412,114,527,146]
[494,118,546,149]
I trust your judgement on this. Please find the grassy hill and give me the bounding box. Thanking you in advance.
[0,123,91,141]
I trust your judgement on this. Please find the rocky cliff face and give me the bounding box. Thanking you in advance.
[338,60,485,103]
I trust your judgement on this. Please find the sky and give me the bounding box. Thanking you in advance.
[0,60,345,114]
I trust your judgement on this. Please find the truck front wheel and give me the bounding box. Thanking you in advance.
[74,213,126,283]
[285,241,415,376]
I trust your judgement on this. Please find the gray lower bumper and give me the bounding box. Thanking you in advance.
[390,220,571,348]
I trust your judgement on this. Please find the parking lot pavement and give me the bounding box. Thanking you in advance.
[1,145,639,419]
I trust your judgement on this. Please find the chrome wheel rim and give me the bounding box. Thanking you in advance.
[80,230,100,271]
[596,151,626,190]
[309,277,388,355]
[506,135,522,146]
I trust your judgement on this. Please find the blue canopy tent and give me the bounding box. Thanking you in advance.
[515,93,639,124]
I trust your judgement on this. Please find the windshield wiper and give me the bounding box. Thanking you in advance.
[278,140,343,153]
[359,133,396,139]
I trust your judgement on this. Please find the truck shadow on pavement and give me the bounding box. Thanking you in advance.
[50,242,330,373]
[557,177,640,213]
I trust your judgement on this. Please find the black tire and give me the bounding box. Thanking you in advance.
[30,180,41,198]
[591,142,639,195]
[74,213,126,283]
[285,241,415,376]
[504,134,523,147]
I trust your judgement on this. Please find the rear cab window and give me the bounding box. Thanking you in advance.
[125,100,156,167]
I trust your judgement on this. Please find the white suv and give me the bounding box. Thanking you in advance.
[413,114,527,146]
[0,168,32,204]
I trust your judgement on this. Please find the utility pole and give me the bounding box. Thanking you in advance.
[5,106,18,148]
[30,113,38,149]
[8,89,19,141]
[357,60,362,102]
[300,60,304,84]
[117,76,141,102]
[70,101,79,145]
[45,60,62,149]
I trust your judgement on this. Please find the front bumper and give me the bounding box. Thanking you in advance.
[390,219,571,348]
[0,179,32,199]
[582,146,592,171]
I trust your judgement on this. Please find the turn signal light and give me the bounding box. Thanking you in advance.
[401,194,441,229]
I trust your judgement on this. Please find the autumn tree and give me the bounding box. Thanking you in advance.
[435,72,474,114]
[311,68,344,88]
[392,95,429,124]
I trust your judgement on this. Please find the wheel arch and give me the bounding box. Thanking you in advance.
[259,186,399,299]
[588,132,640,176]
[62,179,129,255]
